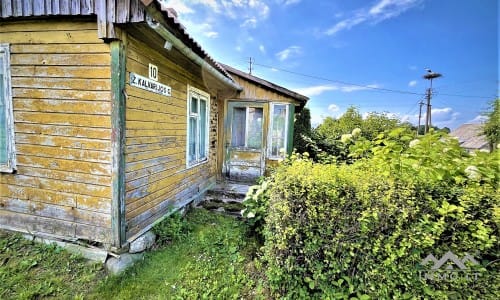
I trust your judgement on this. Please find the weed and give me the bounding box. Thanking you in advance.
[0,231,105,299]
[94,208,267,299]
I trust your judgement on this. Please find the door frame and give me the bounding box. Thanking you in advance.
[223,100,268,180]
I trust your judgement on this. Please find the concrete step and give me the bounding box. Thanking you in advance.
[198,182,253,216]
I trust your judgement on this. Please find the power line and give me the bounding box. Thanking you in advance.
[433,92,494,99]
[253,62,423,96]
[252,61,495,99]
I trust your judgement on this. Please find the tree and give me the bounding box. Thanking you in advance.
[315,106,363,141]
[293,107,312,154]
[482,99,500,151]
[361,112,401,140]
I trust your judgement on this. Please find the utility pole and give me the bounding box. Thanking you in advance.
[417,100,424,136]
[422,69,442,134]
[248,57,254,75]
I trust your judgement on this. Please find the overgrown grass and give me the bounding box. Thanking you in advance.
[0,209,265,299]
[92,208,267,299]
[0,231,105,299]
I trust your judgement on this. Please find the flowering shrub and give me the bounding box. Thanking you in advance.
[254,129,499,299]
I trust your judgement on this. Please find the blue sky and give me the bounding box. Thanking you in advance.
[162,0,498,129]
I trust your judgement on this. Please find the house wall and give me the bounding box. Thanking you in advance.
[232,75,300,103]
[222,74,300,180]
[124,34,217,240]
[0,20,113,244]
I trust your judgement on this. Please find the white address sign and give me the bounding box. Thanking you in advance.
[130,72,171,96]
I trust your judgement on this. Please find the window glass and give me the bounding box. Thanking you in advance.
[0,54,7,164]
[190,96,198,114]
[269,104,287,157]
[0,70,6,164]
[247,107,263,149]
[188,116,197,163]
[187,87,209,167]
[231,107,246,147]
[199,100,207,159]
[0,44,14,172]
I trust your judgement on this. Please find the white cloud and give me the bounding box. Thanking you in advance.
[408,80,417,87]
[409,65,418,71]
[276,45,302,61]
[160,0,195,14]
[293,83,381,97]
[468,115,488,123]
[197,0,220,12]
[328,104,340,112]
[241,17,257,28]
[277,0,301,5]
[185,22,219,39]
[325,0,421,35]
[204,31,219,38]
[294,84,339,96]
[429,107,460,126]
[259,44,266,53]
[340,84,380,92]
[220,0,270,20]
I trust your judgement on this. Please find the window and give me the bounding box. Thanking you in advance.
[268,104,289,158]
[0,44,15,173]
[187,86,209,167]
[231,106,263,149]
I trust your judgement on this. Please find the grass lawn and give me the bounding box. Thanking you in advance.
[0,231,105,299]
[0,208,266,299]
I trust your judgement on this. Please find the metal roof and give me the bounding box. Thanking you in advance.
[449,123,489,150]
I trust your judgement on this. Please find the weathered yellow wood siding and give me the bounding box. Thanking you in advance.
[230,74,300,104]
[124,35,217,240]
[0,20,113,243]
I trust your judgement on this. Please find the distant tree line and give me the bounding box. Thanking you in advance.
[293,106,452,161]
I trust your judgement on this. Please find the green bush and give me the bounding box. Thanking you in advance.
[260,130,499,299]
[152,211,192,245]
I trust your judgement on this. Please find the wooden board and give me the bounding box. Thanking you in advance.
[0,20,113,243]
[123,34,219,238]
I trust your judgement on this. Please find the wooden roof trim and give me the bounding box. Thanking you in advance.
[220,63,309,104]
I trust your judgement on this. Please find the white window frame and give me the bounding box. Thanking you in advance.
[0,44,16,173]
[186,85,210,168]
[267,103,289,160]
[231,106,264,149]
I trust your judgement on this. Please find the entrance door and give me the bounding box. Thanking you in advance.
[225,102,265,182]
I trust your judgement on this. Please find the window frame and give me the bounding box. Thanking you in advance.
[230,106,264,150]
[0,43,15,173]
[267,103,290,160]
[186,85,210,168]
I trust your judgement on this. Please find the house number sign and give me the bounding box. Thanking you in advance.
[130,72,171,97]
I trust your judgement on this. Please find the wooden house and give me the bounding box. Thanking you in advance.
[0,0,307,252]
[449,123,490,152]
[220,64,308,181]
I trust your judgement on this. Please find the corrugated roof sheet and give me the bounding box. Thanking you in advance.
[0,0,234,83]
[449,123,489,150]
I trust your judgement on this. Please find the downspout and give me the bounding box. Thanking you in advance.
[145,15,242,92]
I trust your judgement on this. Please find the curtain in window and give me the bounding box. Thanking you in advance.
[231,107,246,147]
[0,54,6,164]
[270,105,287,157]
[247,107,263,149]
[188,116,197,163]
[199,99,207,159]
